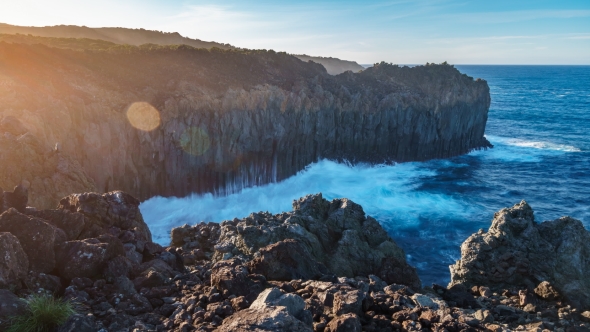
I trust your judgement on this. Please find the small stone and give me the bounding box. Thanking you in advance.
[534,281,560,301]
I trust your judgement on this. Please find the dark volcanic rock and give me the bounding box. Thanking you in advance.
[0,290,26,330]
[56,237,123,280]
[29,209,88,241]
[325,313,362,332]
[0,39,491,208]
[211,193,421,288]
[58,191,151,242]
[247,239,326,281]
[57,313,99,332]
[0,232,28,289]
[450,200,590,309]
[0,208,64,273]
[2,182,29,213]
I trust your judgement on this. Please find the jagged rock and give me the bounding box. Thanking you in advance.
[450,200,590,309]
[3,182,29,213]
[247,239,326,281]
[213,193,420,288]
[211,258,265,301]
[217,306,312,332]
[29,209,88,241]
[55,237,124,280]
[333,289,366,316]
[133,259,176,289]
[25,273,63,294]
[58,191,151,242]
[0,290,26,330]
[0,208,65,273]
[325,313,362,332]
[57,313,99,332]
[378,255,422,290]
[0,232,28,289]
[250,288,307,320]
[534,281,561,301]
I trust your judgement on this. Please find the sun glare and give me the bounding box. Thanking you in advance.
[126,102,161,131]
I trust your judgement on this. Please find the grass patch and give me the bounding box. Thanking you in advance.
[7,294,76,332]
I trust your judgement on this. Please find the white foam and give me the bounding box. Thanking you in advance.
[470,135,581,162]
[140,159,474,245]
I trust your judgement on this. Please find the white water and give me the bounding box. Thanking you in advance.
[141,159,474,245]
[141,135,581,246]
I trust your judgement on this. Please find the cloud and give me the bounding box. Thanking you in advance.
[447,9,590,24]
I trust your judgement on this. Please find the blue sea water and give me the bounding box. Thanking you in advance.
[141,65,590,286]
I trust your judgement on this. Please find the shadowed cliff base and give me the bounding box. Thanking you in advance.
[0,36,490,208]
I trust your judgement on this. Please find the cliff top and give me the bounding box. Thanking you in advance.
[0,23,364,75]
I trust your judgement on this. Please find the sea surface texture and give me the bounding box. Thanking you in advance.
[141,65,590,286]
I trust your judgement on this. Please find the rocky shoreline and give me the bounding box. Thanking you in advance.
[1,186,589,332]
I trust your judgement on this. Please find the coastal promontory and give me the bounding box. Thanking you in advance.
[0,35,490,208]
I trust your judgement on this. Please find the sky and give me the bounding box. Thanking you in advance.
[1,0,589,64]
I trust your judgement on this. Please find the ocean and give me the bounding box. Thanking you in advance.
[141,65,590,286]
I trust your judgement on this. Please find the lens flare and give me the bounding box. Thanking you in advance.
[180,127,211,156]
[126,102,160,131]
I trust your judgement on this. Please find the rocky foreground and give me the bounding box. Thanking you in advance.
[1,186,590,332]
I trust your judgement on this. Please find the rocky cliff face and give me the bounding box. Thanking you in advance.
[0,40,491,208]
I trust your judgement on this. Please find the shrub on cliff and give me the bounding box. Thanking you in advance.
[7,294,76,332]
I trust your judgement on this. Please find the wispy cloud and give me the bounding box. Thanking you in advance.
[446,9,590,24]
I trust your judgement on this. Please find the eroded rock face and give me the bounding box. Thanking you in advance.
[0,41,491,208]
[0,232,29,289]
[449,200,590,309]
[56,236,124,280]
[209,193,421,289]
[58,191,151,242]
[247,239,326,281]
[0,208,64,273]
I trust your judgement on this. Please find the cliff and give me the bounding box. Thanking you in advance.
[0,23,365,75]
[289,55,365,75]
[0,38,491,208]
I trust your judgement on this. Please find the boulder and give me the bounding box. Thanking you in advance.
[250,288,306,319]
[55,237,123,280]
[0,208,64,273]
[58,191,151,242]
[3,182,29,213]
[217,306,312,332]
[333,289,365,316]
[534,281,560,301]
[0,290,26,330]
[29,209,88,241]
[57,313,99,332]
[450,201,590,309]
[211,258,255,299]
[247,239,325,281]
[213,194,420,288]
[325,313,362,332]
[0,232,29,289]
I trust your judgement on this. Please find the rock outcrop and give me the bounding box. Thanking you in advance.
[0,37,490,208]
[2,190,590,331]
[449,200,590,310]
[174,193,422,290]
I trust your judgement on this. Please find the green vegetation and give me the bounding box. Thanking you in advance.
[7,294,76,332]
